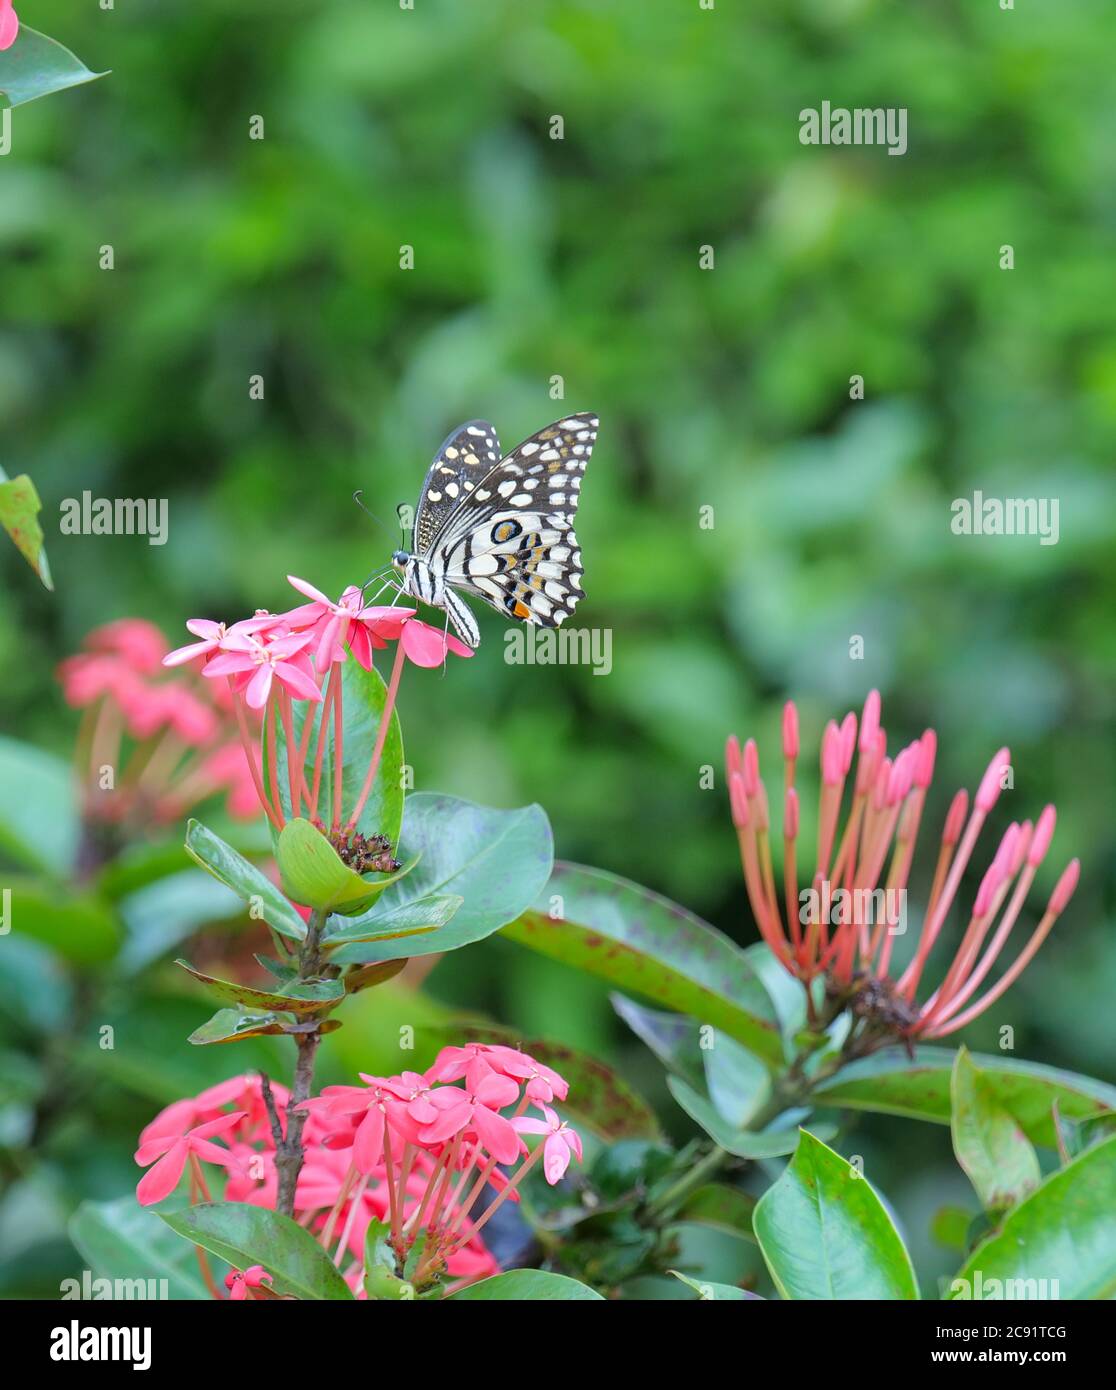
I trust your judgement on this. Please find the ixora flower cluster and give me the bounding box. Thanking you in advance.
[163,576,470,837]
[57,618,260,833]
[135,1046,581,1299]
[726,690,1079,1049]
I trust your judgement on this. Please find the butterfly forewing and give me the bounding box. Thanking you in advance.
[412,420,502,554]
[431,413,597,629]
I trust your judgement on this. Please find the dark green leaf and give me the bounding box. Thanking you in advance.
[69,1198,209,1300]
[816,1045,1116,1147]
[951,1047,1040,1212]
[176,960,345,1015]
[184,818,306,941]
[447,1269,603,1300]
[332,793,553,964]
[505,862,784,1066]
[753,1130,919,1300]
[0,26,108,108]
[186,1007,341,1044]
[161,1201,353,1300]
[949,1135,1116,1300]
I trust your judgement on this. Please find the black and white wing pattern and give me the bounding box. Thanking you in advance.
[412,420,503,555]
[428,413,597,628]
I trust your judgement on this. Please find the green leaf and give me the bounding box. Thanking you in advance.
[186,1007,340,1044]
[674,1184,758,1242]
[0,468,51,587]
[1053,1104,1116,1163]
[5,876,119,965]
[161,1202,353,1300]
[184,818,306,941]
[69,1198,209,1300]
[704,1033,772,1129]
[447,1269,604,1300]
[343,958,408,993]
[611,993,706,1089]
[267,658,404,851]
[815,1045,1116,1147]
[362,1219,412,1299]
[667,1077,809,1158]
[430,1021,662,1141]
[949,1135,1116,1300]
[0,26,108,108]
[331,793,553,965]
[669,1269,763,1300]
[275,817,416,914]
[505,862,784,1067]
[324,893,460,957]
[753,1131,919,1300]
[176,960,345,1015]
[0,736,78,875]
[951,1047,1040,1212]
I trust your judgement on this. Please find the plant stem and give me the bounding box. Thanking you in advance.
[273,908,328,1217]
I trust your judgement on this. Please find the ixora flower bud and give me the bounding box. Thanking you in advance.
[135,1050,581,1299]
[725,691,1079,1055]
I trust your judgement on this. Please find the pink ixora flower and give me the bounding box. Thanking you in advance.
[225,1265,272,1301]
[135,1047,579,1297]
[134,1112,245,1206]
[513,1105,583,1184]
[0,2,18,52]
[726,690,1080,1051]
[57,620,260,830]
[162,575,471,840]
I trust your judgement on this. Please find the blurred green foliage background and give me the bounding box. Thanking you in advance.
[2,0,1115,1296]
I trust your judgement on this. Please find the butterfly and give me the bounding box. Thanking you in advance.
[389,412,598,649]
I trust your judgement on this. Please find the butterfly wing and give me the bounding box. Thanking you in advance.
[434,413,597,628]
[412,420,503,555]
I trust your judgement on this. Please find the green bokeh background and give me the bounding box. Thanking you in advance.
[2,0,1114,1296]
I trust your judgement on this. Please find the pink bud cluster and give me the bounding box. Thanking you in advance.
[726,690,1080,1040]
[135,1046,581,1298]
[163,577,472,836]
[57,618,260,827]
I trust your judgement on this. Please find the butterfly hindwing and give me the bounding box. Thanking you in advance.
[432,413,597,628]
[412,420,502,555]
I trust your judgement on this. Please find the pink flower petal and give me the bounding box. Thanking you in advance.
[245,664,274,709]
[287,575,334,607]
[136,1140,189,1205]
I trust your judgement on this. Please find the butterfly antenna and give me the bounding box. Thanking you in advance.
[352,490,391,535]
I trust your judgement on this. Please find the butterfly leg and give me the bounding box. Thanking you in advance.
[358,565,396,602]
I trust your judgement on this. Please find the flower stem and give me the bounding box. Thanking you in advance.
[273,908,328,1217]
[346,640,406,832]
